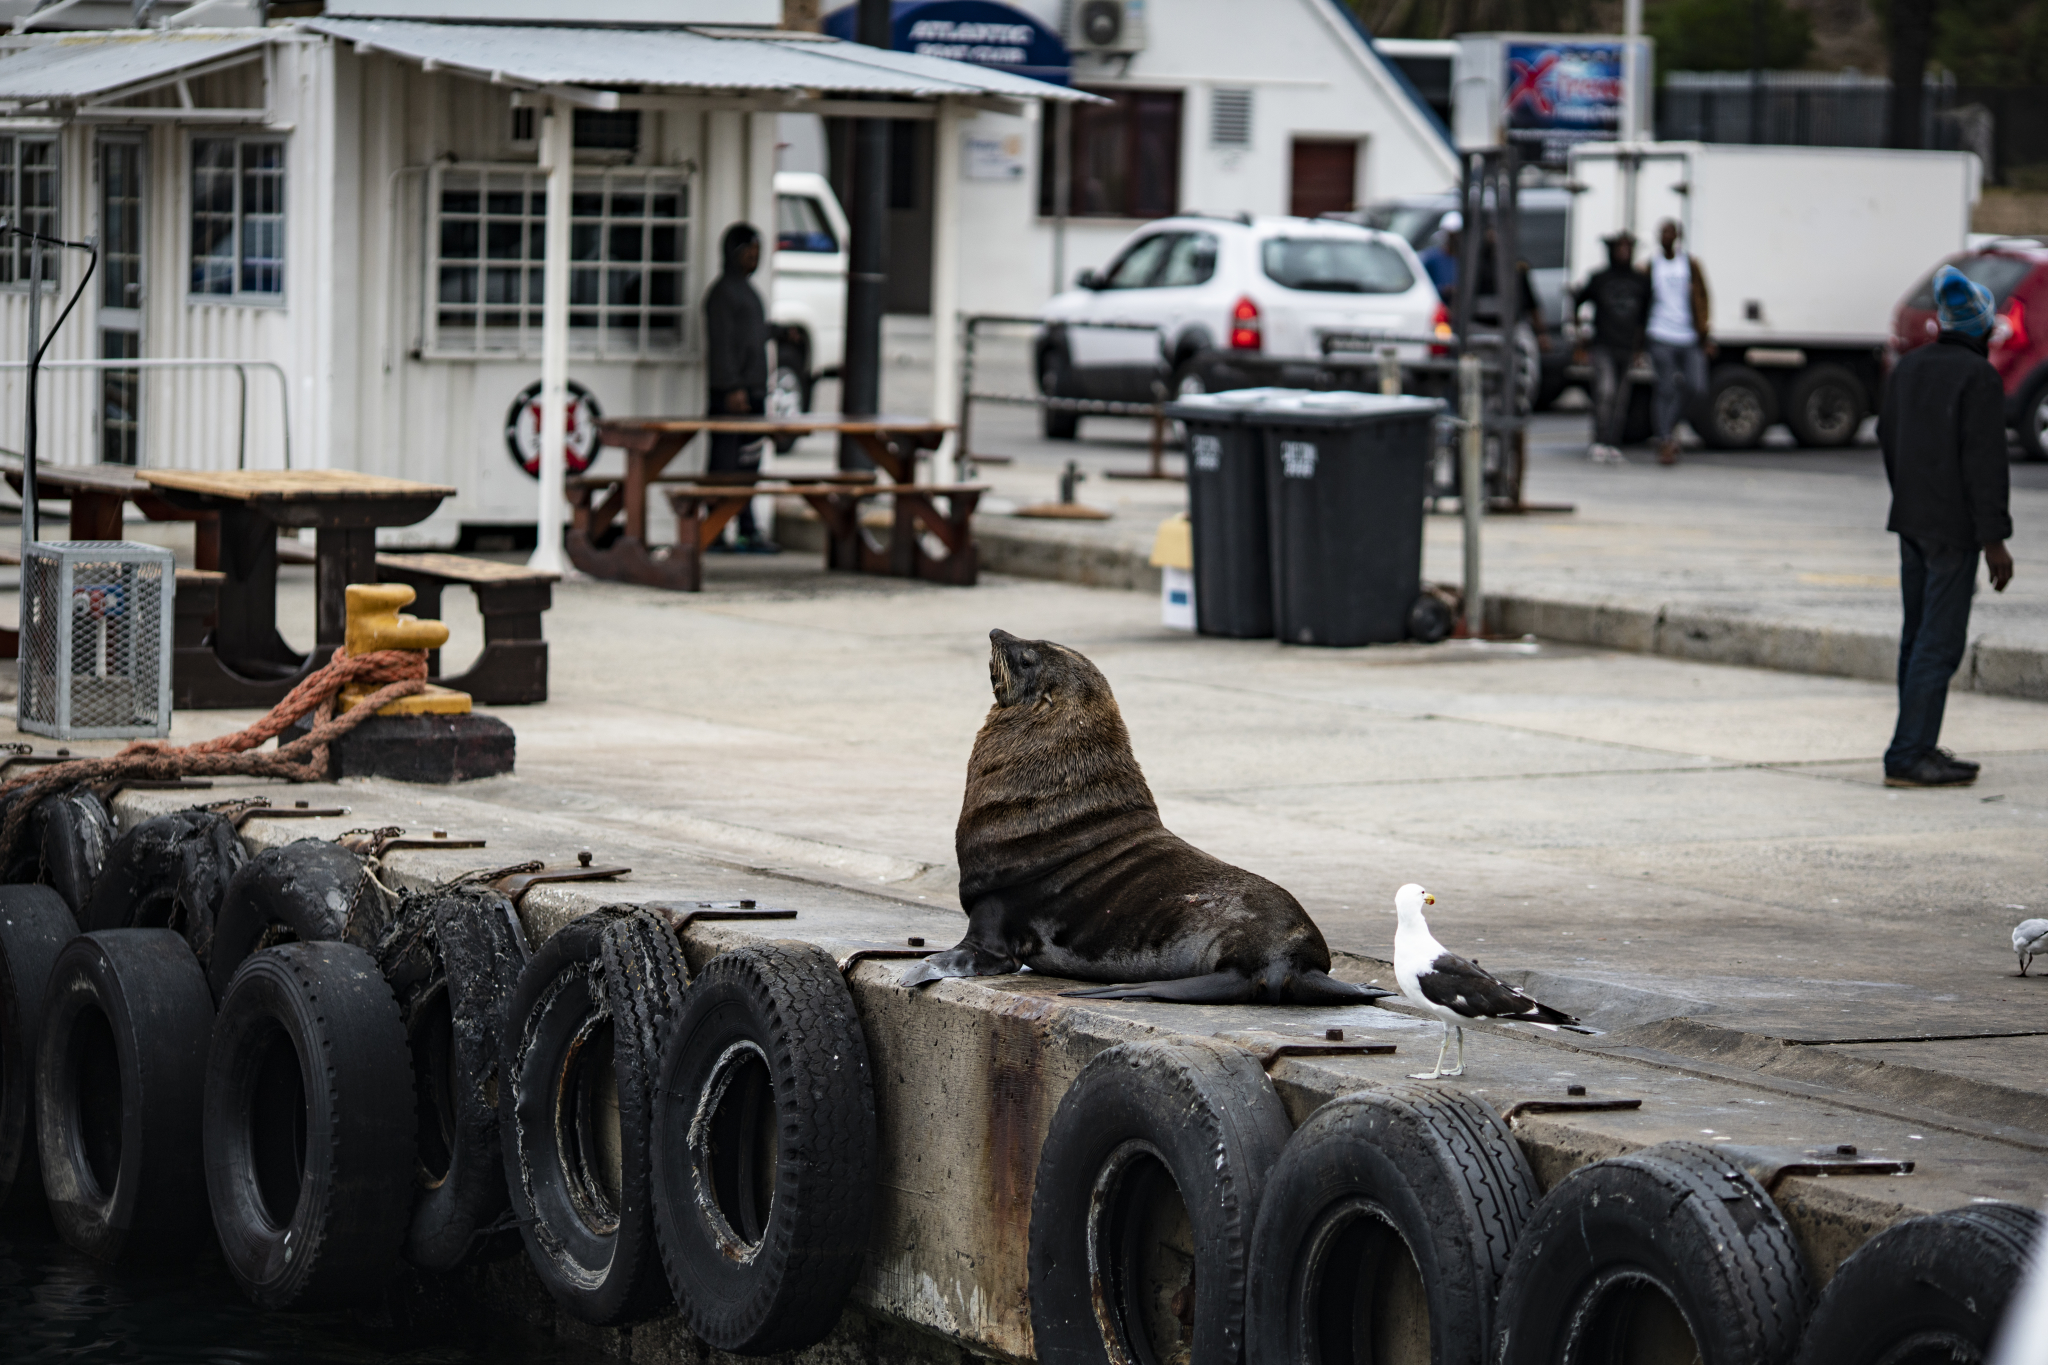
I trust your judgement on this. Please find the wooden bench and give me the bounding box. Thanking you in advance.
[664,482,985,591]
[374,552,559,705]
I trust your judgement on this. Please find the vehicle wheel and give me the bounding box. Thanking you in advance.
[1787,364,1867,448]
[1622,380,1655,445]
[381,885,528,1272]
[652,942,876,1354]
[206,840,388,1001]
[502,907,687,1326]
[767,363,807,454]
[1029,1039,1290,1365]
[2019,377,2048,461]
[0,885,78,1211]
[204,942,416,1309]
[1698,365,1777,450]
[1493,1141,1811,1365]
[1793,1201,2043,1365]
[36,929,213,1261]
[1041,346,1081,440]
[1246,1085,1539,1365]
[82,809,247,965]
[1407,592,1455,644]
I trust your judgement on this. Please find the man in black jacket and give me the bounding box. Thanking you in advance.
[1572,231,1650,462]
[1878,264,2014,788]
[703,221,774,551]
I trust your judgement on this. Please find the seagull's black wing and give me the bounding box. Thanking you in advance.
[1417,952,1579,1026]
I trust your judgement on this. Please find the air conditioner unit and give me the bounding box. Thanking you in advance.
[1070,0,1146,55]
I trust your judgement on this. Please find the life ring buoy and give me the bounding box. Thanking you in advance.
[203,942,416,1309]
[1028,1039,1291,1365]
[1792,1201,2044,1365]
[501,907,686,1326]
[1245,1084,1539,1365]
[36,928,214,1260]
[1493,1140,1812,1365]
[83,809,247,965]
[651,941,877,1354]
[0,884,78,1211]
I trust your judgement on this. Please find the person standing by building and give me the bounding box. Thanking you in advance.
[1572,231,1650,464]
[1646,219,1712,466]
[1878,264,2013,788]
[1418,211,1461,299]
[703,221,775,552]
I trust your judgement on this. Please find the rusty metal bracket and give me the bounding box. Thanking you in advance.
[1501,1096,1644,1125]
[1721,1144,1916,1193]
[1250,1041,1399,1070]
[648,901,799,933]
[374,833,489,858]
[835,939,940,973]
[492,852,630,908]
[99,777,214,799]
[232,798,351,830]
[0,749,69,776]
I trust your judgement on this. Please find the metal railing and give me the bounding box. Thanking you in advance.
[959,315,1174,477]
[0,357,293,470]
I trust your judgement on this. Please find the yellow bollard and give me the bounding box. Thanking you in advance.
[336,583,474,716]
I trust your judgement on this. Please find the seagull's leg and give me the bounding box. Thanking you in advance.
[1443,1026,1466,1077]
[1409,1022,1451,1081]
[2023,952,2033,978]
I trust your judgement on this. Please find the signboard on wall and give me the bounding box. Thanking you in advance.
[1452,33,1652,164]
[823,0,1071,86]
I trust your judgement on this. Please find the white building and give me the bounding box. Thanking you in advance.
[0,0,1078,546]
[809,0,1460,319]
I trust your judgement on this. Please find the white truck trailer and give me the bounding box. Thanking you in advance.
[1564,142,1981,448]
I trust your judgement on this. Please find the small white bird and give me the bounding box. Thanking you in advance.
[2015,918,2048,976]
[1393,883,1586,1080]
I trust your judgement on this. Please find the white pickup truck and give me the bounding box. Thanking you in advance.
[768,171,849,423]
[1566,141,1980,447]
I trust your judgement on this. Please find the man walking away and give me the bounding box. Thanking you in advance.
[703,222,776,552]
[1647,219,1712,466]
[1573,231,1650,464]
[1879,264,2014,788]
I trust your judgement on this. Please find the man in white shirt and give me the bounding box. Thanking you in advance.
[1646,219,1714,466]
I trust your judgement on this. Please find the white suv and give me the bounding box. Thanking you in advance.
[1035,215,1445,438]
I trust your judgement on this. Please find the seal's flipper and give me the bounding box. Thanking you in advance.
[1061,971,1256,1003]
[900,941,1019,989]
[898,958,947,989]
[1281,970,1398,1006]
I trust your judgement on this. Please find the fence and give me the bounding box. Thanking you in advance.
[1656,71,1993,170]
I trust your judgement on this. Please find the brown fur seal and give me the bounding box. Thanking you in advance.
[901,629,1394,1005]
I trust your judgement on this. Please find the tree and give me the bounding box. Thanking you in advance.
[1647,0,1814,74]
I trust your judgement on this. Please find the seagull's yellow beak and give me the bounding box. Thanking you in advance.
[1422,892,1435,904]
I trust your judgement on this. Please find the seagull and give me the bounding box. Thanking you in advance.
[2015,918,2048,976]
[1393,883,1588,1080]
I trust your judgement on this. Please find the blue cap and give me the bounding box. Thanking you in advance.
[1933,264,1995,338]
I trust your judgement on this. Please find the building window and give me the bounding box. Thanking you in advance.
[1039,88,1182,219]
[0,136,58,285]
[429,164,689,357]
[191,137,285,299]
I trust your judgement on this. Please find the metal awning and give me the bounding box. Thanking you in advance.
[0,30,272,112]
[302,18,1096,106]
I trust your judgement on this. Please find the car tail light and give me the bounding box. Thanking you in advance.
[1996,297,2029,354]
[1431,302,1453,357]
[1229,296,1261,351]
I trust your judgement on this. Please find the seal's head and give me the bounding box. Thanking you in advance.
[987,628,1110,711]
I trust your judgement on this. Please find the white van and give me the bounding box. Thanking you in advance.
[769,171,849,421]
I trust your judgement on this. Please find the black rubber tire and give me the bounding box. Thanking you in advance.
[82,809,247,965]
[1245,1084,1539,1365]
[1029,1039,1291,1365]
[1787,364,1867,448]
[0,884,78,1211]
[381,885,528,1272]
[651,941,877,1354]
[1622,380,1654,445]
[1494,1140,1812,1365]
[35,929,214,1261]
[2017,376,2048,462]
[1793,1201,2043,1365]
[3,788,114,919]
[203,941,417,1310]
[1697,364,1777,450]
[1408,592,1455,644]
[206,839,383,1000]
[501,907,688,1326]
[1041,346,1081,440]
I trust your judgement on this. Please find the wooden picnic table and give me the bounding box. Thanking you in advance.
[0,454,223,568]
[652,480,986,591]
[579,415,954,588]
[137,469,455,708]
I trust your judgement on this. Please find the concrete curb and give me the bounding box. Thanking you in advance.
[782,504,2048,703]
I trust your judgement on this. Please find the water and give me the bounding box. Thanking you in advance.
[0,1210,605,1365]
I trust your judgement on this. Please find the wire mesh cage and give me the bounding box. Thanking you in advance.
[17,541,174,740]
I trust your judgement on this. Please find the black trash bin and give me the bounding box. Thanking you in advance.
[1259,392,1444,647]
[1164,389,1298,639]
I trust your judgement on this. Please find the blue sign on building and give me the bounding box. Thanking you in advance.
[824,1,1072,86]
[1502,41,1625,166]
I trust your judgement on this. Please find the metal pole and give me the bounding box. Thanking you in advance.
[1749,0,1766,144]
[236,364,248,471]
[1458,352,1483,637]
[1379,344,1400,397]
[1052,100,1071,296]
[23,233,41,550]
[530,100,572,574]
[1622,0,1644,140]
[841,0,893,471]
[928,98,962,484]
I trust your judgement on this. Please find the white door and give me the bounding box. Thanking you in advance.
[1067,231,1179,374]
[98,137,144,466]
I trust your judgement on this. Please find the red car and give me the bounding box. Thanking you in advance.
[1892,239,2048,460]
